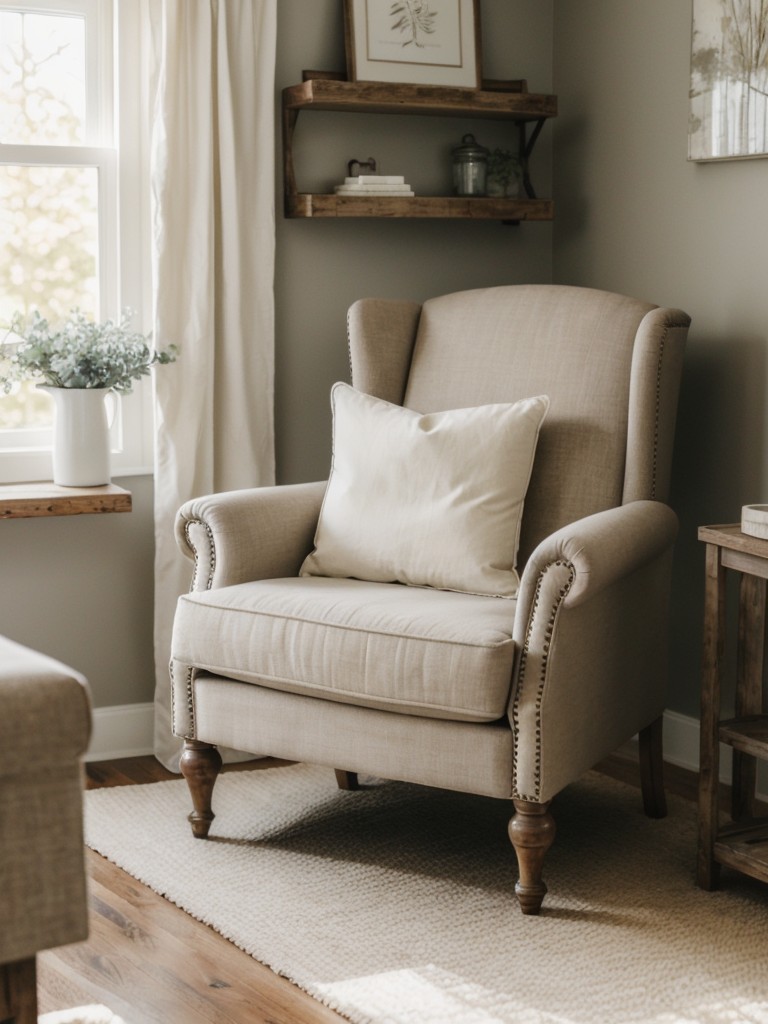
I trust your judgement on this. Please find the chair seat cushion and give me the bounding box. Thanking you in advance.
[172,576,517,722]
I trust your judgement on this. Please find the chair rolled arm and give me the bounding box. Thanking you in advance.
[175,481,327,591]
[516,500,678,621]
[510,500,679,802]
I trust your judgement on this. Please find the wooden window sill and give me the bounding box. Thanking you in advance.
[0,482,132,519]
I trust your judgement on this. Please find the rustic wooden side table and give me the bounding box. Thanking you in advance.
[697,523,768,890]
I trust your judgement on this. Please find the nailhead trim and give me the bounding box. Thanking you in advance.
[651,317,688,500]
[511,559,575,802]
[184,518,216,591]
[651,331,666,500]
[178,518,215,740]
[169,659,196,739]
[346,310,354,384]
[185,664,195,736]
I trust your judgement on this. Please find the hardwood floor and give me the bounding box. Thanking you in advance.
[37,749,703,1024]
[38,757,346,1024]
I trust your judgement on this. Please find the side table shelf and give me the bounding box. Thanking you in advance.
[720,715,768,757]
[697,523,768,890]
[714,818,768,883]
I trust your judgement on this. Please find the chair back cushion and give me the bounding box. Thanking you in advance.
[350,285,689,565]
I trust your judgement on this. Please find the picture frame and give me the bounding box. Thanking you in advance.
[343,0,482,90]
[689,0,768,161]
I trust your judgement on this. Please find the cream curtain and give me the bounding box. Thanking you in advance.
[148,0,277,770]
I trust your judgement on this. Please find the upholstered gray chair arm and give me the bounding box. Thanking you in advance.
[175,481,326,591]
[510,500,678,804]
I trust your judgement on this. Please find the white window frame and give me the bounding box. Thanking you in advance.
[0,0,153,483]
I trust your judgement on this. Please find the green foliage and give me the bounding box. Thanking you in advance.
[486,149,521,197]
[0,309,178,393]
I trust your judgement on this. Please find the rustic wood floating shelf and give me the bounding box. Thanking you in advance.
[0,482,132,519]
[286,194,554,221]
[282,78,557,223]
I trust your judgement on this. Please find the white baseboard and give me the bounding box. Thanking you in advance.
[84,704,768,799]
[661,709,703,774]
[86,702,155,761]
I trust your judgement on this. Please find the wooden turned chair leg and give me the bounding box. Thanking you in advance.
[334,769,360,791]
[638,715,667,819]
[180,740,223,838]
[0,957,38,1024]
[508,799,556,915]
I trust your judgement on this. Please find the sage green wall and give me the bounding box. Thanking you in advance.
[274,0,555,483]
[0,474,156,708]
[553,0,768,717]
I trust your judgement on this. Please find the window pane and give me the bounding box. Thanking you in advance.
[0,164,99,320]
[0,164,99,432]
[0,10,87,145]
[0,383,52,431]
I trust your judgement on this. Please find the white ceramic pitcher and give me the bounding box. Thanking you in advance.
[40,386,115,487]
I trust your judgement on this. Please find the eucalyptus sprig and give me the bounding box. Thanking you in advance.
[0,309,178,394]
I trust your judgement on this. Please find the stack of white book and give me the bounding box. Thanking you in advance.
[334,174,414,197]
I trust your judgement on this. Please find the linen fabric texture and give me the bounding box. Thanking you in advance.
[300,383,550,599]
[173,576,517,723]
[0,636,91,966]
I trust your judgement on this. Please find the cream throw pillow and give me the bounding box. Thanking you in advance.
[300,383,549,598]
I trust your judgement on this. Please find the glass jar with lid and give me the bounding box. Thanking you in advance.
[451,133,488,196]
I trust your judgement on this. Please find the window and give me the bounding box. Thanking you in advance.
[0,0,151,482]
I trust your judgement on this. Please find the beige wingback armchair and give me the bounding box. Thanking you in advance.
[170,284,689,914]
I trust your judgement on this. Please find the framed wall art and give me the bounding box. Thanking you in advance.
[689,0,768,160]
[343,0,482,89]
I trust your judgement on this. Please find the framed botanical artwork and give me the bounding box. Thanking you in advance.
[343,0,482,89]
[689,0,768,160]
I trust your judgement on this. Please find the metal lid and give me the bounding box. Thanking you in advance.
[452,133,489,161]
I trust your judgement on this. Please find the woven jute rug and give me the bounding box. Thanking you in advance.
[85,763,768,1024]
